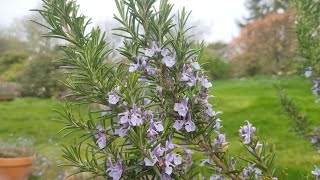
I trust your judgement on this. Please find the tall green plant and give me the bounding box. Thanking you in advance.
[33,0,318,179]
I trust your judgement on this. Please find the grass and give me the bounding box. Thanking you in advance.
[213,76,319,178]
[0,76,319,179]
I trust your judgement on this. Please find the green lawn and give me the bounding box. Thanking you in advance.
[0,76,319,179]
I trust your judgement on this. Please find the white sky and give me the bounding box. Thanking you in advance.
[0,0,247,42]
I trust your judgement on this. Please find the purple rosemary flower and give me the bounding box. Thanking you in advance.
[312,165,320,179]
[161,49,176,68]
[129,63,139,72]
[165,136,177,150]
[206,104,222,117]
[187,73,197,87]
[312,78,320,96]
[214,119,223,131]
[213,132,228,150]
[242,163,262,179]
[305,67,312,78]
[173,113,195,132]
[129,56,148,72]
[144,150,159,166]
[181,145,194,154]
[108,92,120,105]
[200,158,213,166]
[210,168,223,180]
[174,97,189,117]
[57,173,64,180]
[185,115,196,132]
[191,62,201,70]
[117,103,144,132]
[130,104,143,126]
[145,41,161,57]
[201,75,212,89]
[173,117,185,131]
[94,124,107,149]
[312,136,319,144]
[114,125,130,138]
[239,121,256,144]
[144,145,165,166]
[107,158,123,180]
[180,64,192,82]
[144,98,152,105]
[164,152,182,175]
[147,120,164,140]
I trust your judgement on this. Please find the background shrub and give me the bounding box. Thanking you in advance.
[19,53,65,98]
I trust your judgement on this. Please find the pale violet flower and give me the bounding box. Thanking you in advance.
[192,62,201,70]
[144,150,158,166]
[201,75,212,89]
[312,165,320,179]
[181,145,194,154]
[173,113,195,132]
[114,126,130,137]
[129,63,139,72]
[129,56,148,72]
[239,120,256,144]
[165,136,177,150]
[210,168,223,180]
[161,49,176,68]
[144,145,165,166]
[173,118,185,131]
[107,158,123,180]
[118,104,143,128]
[187,73,198,87]
[242,163,262,179]
[94,124,107,149]
[312,136,319,144]
[213,133,228,149]
[144,98,152,105]
[130,104,143,126]
[185,118,196,132]
[305,67,312,77]
[116,104,145,137]
[180,65,191,82]
[312,78,320,96]
[174,97,189,117]
[200,158,213,166]
[162,56,176,68]
[206,104,222,117]
[96,134,106,149]
[145,41,161,57]
[214,119,223,131]
[164,152,182,175]
[147,120,164,140]
[108,92,120,104]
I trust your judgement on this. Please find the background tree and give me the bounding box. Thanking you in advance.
[199,42,231,79]
[230,9,297,77]
[239,0,292,25]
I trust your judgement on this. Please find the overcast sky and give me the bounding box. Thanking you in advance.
[0,0,247,42]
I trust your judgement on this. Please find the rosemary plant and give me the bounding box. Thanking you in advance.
[33,0,318,179]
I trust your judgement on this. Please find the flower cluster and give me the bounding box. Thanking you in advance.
[144,138,186,177]
[312,78,320,96]
[107,157,123,180]
[115,104,161,137]
[312,165,320,180]
[239,120,256,144]
[304,67,320,103]
[241,163,262,179]
[35,0,319,179]
[93,124,107,149]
